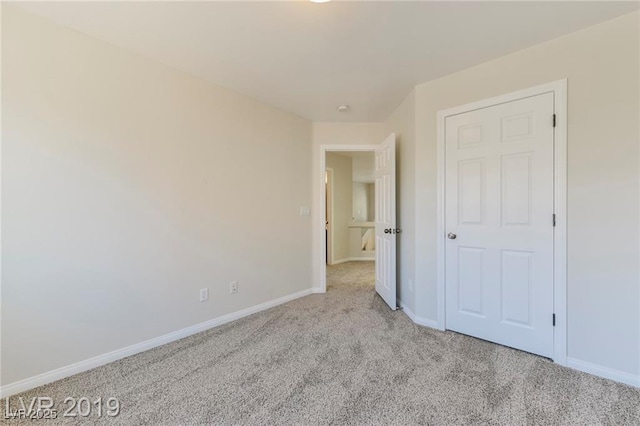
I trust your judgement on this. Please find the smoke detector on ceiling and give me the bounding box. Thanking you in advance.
[337,105,350,113]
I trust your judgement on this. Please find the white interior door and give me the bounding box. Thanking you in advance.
[325,169,332,265]
[445,93,555,357]
[375,134,397,310]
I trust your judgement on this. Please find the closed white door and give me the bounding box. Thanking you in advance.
[375,134,397,310]
[445,93,555,357]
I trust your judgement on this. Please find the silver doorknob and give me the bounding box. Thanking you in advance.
[447,232,457,240]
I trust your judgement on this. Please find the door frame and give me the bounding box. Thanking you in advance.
[435,79,568,365]
[325,167,334,265]
[319,145,379,293]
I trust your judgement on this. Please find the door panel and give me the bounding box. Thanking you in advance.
[458,160,485,225]
[445,93,554,358]
[457,246,486,316]
[500,249,534,326]
[375,134,396,310]
[501,153,532,226]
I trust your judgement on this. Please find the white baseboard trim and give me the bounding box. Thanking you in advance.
[566,357,640,388]
[398,299,416,321]
[311,287,325,294]
[331,257,375,265]
[398,299,440,330]
[398,303,639,388]
[0,288,313,398]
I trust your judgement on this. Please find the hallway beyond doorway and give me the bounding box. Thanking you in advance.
[327,261,375,292]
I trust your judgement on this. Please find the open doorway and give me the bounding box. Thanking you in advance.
[319,135,397,310]
[325,150,377,294]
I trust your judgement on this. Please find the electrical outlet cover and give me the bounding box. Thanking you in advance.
[200,288,209,302]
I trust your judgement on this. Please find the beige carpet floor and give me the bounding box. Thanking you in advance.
[6,261,640,425]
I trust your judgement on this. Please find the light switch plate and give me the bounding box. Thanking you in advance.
[299,207,310,216]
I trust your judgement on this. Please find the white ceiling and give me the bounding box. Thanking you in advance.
[13,1,639,122]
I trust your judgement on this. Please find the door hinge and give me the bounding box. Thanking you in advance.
[552,114,556,128]
[552,214,556,227]
[552,314,556,327]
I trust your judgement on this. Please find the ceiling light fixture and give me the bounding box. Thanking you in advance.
[337,105,350,113]
[310,0,331,3]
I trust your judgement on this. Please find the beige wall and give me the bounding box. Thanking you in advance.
[2,6,313,386]
[313,123,388,147]
[326,153,353,263]
[412,11,639,375]
[352,182,370,222]
[367,184,375,222]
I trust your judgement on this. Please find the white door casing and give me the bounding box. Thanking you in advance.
[445,93,555,358]
[318,140,399,298]
[325,168,333,265]
[375,134,397,310]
